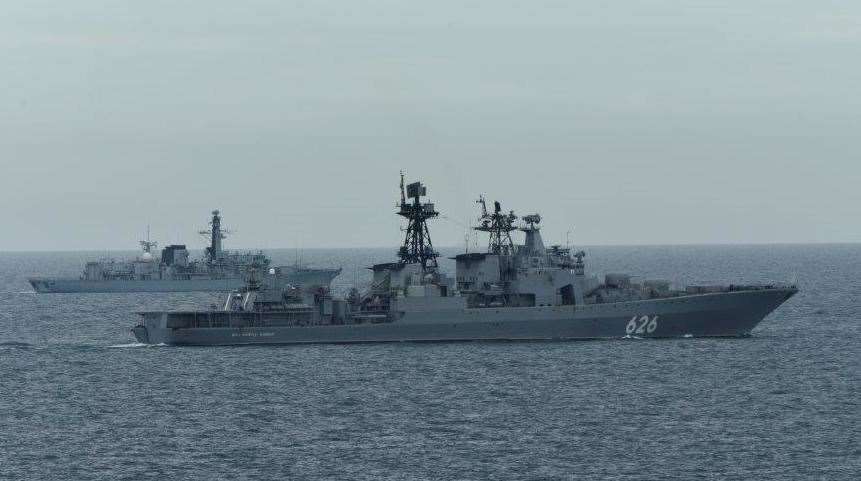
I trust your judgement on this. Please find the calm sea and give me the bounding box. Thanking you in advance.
[0,245,858,480]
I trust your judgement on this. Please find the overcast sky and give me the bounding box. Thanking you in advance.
[1,1,859,251]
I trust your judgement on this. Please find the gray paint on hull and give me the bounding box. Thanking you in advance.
[30,278,245,293]
[134,288,796,345]
[29,270,340,293]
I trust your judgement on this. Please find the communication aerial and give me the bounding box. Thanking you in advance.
[397,172,439,271]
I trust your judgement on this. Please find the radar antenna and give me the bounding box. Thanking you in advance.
[474,197,518,255]
[521,214,542,231]
[397,172,439,271]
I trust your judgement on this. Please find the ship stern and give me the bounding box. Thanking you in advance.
[28,279,51,293]
[132,312,171,345]
[131,325,150,344]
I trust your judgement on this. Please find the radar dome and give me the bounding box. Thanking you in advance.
[141,252,154,262]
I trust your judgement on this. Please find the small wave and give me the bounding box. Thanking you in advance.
[683,334,694,338]
[109,342,148,348]
[0,341,33,349]
[622,335,643,340]
[108,342,166,348]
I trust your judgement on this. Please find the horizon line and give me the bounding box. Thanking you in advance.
[1,240,859,254]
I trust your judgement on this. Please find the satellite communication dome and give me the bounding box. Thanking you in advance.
[141,252,154,262]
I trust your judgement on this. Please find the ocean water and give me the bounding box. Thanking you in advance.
[0,245,858,480]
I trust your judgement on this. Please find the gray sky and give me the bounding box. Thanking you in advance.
[2,1,859,251]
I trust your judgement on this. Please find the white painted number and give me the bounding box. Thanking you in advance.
[646,316,658,333]
[625,317,638,334]
[626,315,659,335]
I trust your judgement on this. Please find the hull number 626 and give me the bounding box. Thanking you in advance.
[626,315,658,335]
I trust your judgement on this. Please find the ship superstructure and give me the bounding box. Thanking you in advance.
[29,210,341,293]
[355,174,456,320]
[132,174,797,345]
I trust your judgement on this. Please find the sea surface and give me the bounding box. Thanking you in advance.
[0,245,858,480]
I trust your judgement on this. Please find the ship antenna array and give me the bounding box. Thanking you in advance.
[140,225,158,254]
[474,195,518,255]
[396,172,439,271]
[521,214,542,230]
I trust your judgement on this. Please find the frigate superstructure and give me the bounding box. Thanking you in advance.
[132,174,797,345]
[29,210,341,293]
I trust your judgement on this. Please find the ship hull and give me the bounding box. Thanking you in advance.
[133,288,797,345]
[29,269,341,294]
[30,278,246,293]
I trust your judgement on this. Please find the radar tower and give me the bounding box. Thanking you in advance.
[397,172,439,271]
[475,196,518,255]
[199,210,229,261]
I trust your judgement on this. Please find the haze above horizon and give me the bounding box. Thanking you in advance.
[2,1,859,251]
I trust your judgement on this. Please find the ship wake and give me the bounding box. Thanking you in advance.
[108,342,167,348]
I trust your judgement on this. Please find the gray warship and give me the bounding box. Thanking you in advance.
[132,174,797,345]
[30,210,341,293]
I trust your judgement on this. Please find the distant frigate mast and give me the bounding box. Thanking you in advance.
[396,172,440,272]
[199,210,229,262]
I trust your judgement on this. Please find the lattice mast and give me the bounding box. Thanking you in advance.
[397,172,439,271]
[475,196,518,255]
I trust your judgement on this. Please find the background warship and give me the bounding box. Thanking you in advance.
[30,210,341,293]
[132,174,797,345]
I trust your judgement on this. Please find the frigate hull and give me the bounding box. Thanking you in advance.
[132,288,797,345]
[30,268,341,294]
[30,278,246,293]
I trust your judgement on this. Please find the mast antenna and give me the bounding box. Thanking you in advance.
[400,170,407,206]
[140,225,158,254]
